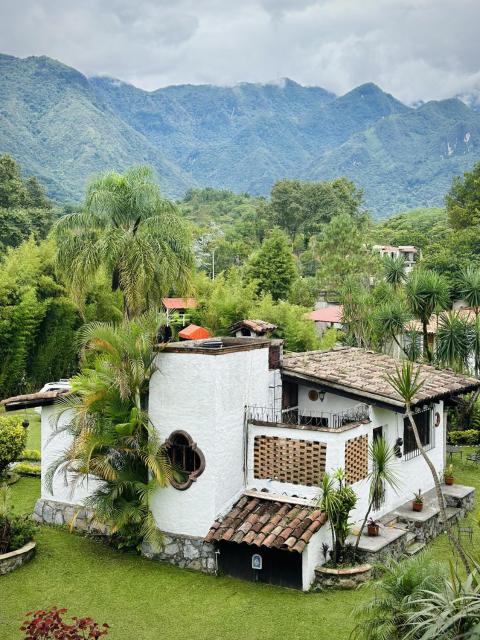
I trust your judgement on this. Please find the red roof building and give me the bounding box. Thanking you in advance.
[178,324,212,340]
[162,297,197,310]
[306,306,343,323]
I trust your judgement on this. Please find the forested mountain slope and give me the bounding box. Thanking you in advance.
[1,53,480,215]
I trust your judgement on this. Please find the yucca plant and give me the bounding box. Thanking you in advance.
[386,361,471,575]
[47,313,173,551]
[354,437,400,551]
[383,254,407,289]
[435,310,472,372]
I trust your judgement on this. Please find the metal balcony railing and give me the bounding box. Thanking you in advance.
[246,403,370,429]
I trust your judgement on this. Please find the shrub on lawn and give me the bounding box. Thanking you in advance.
[15,462,41,477]
[0,484,37,553]
[0,416,27,477]
[19,449,41,462]
[447,429,480,446]
[20,607,110,639]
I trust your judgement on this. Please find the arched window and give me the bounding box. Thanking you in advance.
[166,431,205,490]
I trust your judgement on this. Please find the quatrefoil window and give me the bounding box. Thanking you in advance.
[166,430,205,490]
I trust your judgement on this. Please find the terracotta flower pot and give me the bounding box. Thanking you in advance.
[367,524,380,537]
[445,476,454,486]
[412,501,424,512]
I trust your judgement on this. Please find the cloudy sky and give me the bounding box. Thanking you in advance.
[1,0,479,103]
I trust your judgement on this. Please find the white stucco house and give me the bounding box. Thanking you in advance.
[3,338,478,590]
[373,244,421,273]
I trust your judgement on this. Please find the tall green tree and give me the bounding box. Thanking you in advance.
[435,311,472,372]
[446,161,480,230]
[0,155,27,208]
[55,166,193,317]
[246,228,297,300]
[406,269,449,362]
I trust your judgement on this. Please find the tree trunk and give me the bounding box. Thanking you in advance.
[422,320,432,362]
[406,405,471,575]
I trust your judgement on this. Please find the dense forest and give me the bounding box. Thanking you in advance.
[1,152,480,398]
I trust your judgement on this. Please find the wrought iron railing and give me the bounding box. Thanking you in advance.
[246,403,370,429]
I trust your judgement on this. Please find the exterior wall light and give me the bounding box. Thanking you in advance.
[394,437,403,458]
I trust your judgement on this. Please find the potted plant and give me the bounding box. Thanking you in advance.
[444,464,455,486]
[412,489,424,512]
[367,518,380,537]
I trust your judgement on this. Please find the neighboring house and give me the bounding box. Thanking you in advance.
[230,319,277,338]
[373,244,421,273]
[162,297,197,326]
[306,305,343,336]
[3,341,477,591]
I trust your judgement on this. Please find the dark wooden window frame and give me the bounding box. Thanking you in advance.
[165,430,206,490]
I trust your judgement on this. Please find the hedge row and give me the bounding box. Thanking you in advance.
[447,429,480,446]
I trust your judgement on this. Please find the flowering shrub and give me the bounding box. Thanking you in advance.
[20,608,109,639]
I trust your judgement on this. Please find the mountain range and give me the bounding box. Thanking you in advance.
[1,53,480,216]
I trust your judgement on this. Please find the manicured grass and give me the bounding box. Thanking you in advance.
[1,454,479,640]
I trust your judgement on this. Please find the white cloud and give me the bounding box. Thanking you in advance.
[0,0,479,103]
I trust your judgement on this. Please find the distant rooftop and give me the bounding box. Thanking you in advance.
[306,306,343,323]
[160,336,271,354]
[162,297,197,310]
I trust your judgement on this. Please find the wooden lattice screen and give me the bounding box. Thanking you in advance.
[253,435,326,486]
[344,434,369,484]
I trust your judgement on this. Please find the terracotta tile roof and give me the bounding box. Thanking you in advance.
[306,306,343,323]
[178,324,212,340]
[282,347,480,409]
[205,494,326,553]
[162,297,197,310]
[230,319,278,335]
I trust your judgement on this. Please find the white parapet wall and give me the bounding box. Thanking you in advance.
[40,405,100,506]
[149,341,271,538]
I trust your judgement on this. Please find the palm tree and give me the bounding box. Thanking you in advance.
[386,361,471,574]
[406,270,450,362]
[354,437,400,552]
[383,254,407,289]
[457,267,480,375]
[55,166,193,318]
[435,310,471,372]
[374,300,411,358]
[47,313,173,550]
[352,553,446,640]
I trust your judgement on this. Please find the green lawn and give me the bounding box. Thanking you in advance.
[1,454,479,640]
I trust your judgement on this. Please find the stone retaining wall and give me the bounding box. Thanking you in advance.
[142,533,216,574]
[313,564,372,590]
[0,541,36,575]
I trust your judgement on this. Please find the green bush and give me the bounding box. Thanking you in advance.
[0,417,27,476]
[447,429,480,446]
[15,462,41,477]
[18,449,41,461]
[6,515,37,551]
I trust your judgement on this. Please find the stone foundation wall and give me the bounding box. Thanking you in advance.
[142,533,216,574]
[33,498,109,535]
[33,498,216,573]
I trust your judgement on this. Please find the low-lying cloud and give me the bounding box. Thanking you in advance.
[1,0,479,103]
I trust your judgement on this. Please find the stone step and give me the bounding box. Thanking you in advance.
[445,507,461,521]
[406,532,416,544]
[405,541,426,556]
